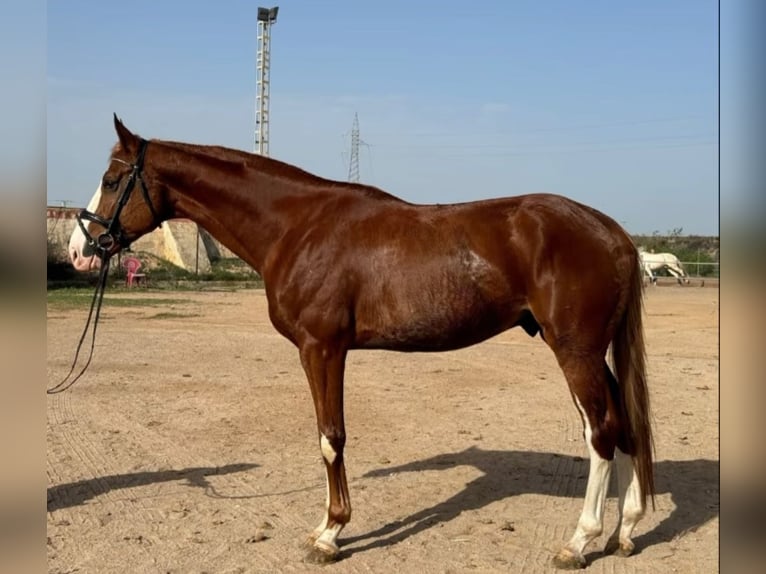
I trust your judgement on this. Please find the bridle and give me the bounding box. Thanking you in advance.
[76,138,161,258]
[48,138,161,394]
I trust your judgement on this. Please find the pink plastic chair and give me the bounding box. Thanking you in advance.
[122,256,147,287]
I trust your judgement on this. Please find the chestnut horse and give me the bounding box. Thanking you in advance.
[68,116,654,569]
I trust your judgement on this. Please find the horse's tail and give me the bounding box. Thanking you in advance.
[612,256,656,510]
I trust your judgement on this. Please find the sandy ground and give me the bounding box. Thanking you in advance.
[47,284,719,573]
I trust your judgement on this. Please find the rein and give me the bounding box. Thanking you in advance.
[47,254,111,394]
[48,139,159,394]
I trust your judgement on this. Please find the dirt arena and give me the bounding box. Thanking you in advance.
[47,284,719,573]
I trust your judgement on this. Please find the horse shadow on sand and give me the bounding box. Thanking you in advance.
[47,463,258,512]
[341,447,718,561]
[47,449,718,564]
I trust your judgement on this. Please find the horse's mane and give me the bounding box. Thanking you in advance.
[120,139,401,202]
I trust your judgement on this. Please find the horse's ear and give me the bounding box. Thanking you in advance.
[113,113,139,154]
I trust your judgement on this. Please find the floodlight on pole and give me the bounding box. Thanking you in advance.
[255,6,278,155]
[257,6,278,22]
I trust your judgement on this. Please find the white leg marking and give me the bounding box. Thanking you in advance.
[310,468,331,542]
[315,523,343,554]
[311,437,334,541]
[310,434,349,555]
[564,396,613,557]
[607,448,644,554]
[320,434,337,464]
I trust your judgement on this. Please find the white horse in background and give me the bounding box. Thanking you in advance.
[639,250,690,285]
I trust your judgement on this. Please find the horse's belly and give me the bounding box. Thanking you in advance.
[354,296,515,352]
[351,249,522,351]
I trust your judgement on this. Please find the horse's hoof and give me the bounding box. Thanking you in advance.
[604,537,634,557]
[301,536,317,551]
[303,542,340,565]
[552,548,586,570]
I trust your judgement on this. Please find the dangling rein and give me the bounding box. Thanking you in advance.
[48,139,157,394]
[47,254,111,394]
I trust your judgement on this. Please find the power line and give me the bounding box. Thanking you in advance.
[361,115,709,139]
[374,139,716,159]
[371,132,716,151]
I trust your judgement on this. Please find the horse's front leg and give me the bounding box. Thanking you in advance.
[299,339,351,564]
[643,263,656,285]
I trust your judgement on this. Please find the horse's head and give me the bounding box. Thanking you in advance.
[69,115,164,271]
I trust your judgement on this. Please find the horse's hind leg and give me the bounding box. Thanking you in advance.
[666,265,688,285]
[604,447,644,556]
[552,354,620,570]
[298,340,352,563]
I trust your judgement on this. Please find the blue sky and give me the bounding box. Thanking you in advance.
[47,0,719,235]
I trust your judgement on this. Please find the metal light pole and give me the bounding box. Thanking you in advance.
[348,113,360,183]
[255,6,279,156]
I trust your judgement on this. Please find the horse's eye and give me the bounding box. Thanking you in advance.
[102,177,118,190]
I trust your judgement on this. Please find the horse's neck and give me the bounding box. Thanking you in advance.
[155,144,307,272]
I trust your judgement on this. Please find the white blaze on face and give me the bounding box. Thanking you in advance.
[68,184,104,271]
